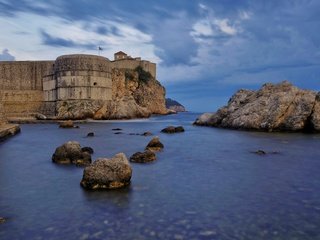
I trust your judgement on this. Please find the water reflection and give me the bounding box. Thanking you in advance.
[0,113,320,239]
[81,186,132,209]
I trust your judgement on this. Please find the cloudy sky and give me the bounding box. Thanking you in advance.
[1,0,320,111]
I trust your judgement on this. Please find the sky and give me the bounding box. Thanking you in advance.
[0,0,320,112]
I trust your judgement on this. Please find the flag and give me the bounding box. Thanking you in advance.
[98,46,103,51]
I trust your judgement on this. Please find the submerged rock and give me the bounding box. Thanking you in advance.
[59,120,74,128]
[253,150,266,155]
[130,150,156,163]
[80,153,132,190]
[52,141,92,166]
[82,146,94,154]
[87,132,94,137]
[161,126,185,133]
[142,131,152,136]
[0,217,6,223]
[145,137,164,151]
[194,81,320,132]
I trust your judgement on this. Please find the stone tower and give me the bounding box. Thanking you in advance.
[42,54,112,115]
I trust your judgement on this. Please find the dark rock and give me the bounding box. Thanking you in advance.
[80,153,132,190]
[52,141,92,166]
[87,132,94,137]
[253,150,267,155]
[82,146,94,154]
[130,150,156,163]
[161,126,185,133]
[59,120,74,128]
[145,137,164,152]
[175,126,185,132]
[114,132,123,135]
[142,131,152,136]
[112,128,122,131]
[74,125,80,129]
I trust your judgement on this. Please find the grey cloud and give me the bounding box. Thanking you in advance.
[40,30,99,50]
[0,49,15,61]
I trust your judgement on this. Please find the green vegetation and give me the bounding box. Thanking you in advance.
[125,70,134,81]
[135,66,152,83]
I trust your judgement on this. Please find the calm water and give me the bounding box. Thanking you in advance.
[0,113,320,240]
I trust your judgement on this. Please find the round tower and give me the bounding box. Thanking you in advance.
[53,54,112,101]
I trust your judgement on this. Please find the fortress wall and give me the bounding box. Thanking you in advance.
[0,61,54,90]
[111,59,156,78]
[1,90,45,117]
[0,61,54,117]
[0,91,6,124]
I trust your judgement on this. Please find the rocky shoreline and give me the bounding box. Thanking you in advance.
[0,124,20,142]
[194,81,320,132]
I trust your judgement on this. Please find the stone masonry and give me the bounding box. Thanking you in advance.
[0,52,156,118]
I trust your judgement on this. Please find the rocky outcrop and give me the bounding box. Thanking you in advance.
[59,120,74,128]
[145,137,164,151]
[194,81,320,132]
[56,68,167,120]
[52,141,92,166]
[80,153,132,190]
[130,150,156,163]
[161,126,185,133]
[165,98,186,112]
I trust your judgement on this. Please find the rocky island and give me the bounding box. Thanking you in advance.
[195,81,320,132]
[165,98,186,112]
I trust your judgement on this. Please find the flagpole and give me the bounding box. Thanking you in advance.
[98,46,103,56]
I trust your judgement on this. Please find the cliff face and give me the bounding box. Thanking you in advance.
[194,81,320,132]
[165,98,186,112]
[56,67,167,120]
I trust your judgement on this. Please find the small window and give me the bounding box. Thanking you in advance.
[93,82,97,86]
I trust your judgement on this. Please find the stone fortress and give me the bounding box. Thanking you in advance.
[0,51,158,119]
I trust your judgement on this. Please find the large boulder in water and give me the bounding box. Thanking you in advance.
[80,153,132,190]
[52,141,92,166]
[194,81,320,132]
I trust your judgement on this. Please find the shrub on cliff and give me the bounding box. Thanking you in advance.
[135,66,152,83]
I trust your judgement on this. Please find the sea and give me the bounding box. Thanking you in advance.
[0,112,319,240]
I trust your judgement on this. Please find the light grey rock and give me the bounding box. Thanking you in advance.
[195,81,320,132]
